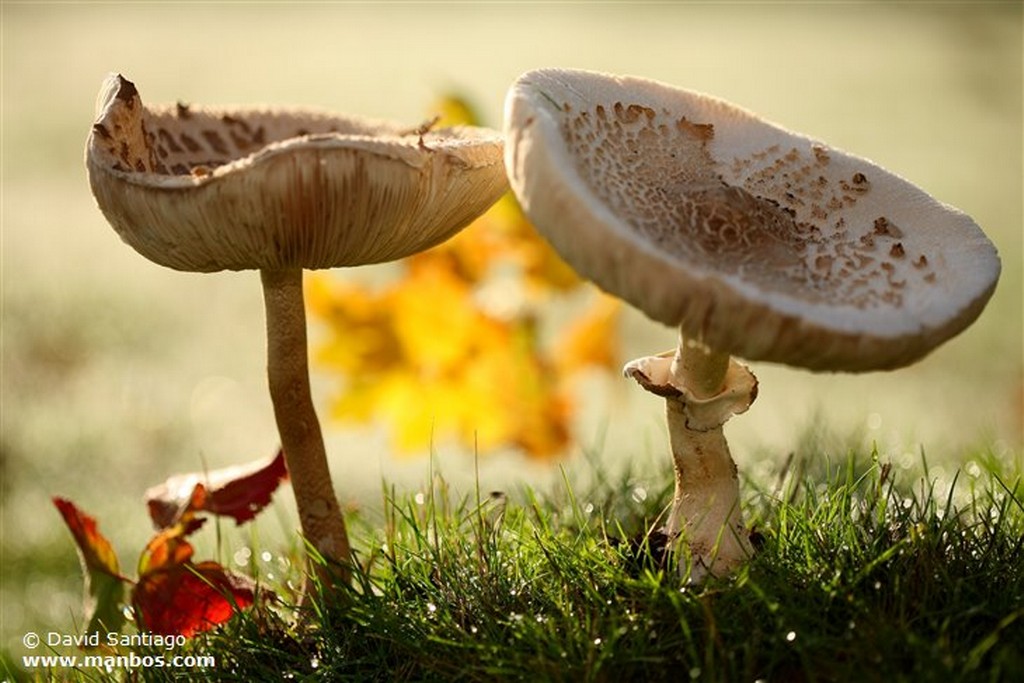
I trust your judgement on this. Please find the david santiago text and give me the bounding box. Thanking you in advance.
[39,631,187,649]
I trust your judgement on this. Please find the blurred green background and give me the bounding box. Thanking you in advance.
[2,2,1020,659]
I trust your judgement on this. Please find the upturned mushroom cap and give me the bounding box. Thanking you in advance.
[504,68,1000,372]
[86,74,508,272]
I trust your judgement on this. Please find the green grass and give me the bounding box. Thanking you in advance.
[6,448,1023,682]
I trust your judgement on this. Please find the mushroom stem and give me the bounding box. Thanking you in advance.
[664,334,752,579]
[671,337,730,397]
[260,267,351,589]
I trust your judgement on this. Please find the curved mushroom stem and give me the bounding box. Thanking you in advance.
[261,267,351,592]
[666,337,751,580]
[624,332,757,581]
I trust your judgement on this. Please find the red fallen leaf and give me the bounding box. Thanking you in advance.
[53,497,127,637]
[133,560,256,637]
[136,518,205,578]
[54,497,121,576]
[134,519,255,637]
[146,449,288,528]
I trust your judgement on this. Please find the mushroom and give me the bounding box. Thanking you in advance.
[503,68,1000,579]
[86,74,507,590]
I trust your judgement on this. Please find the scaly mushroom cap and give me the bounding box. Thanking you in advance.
[504,68,1000,371]
[86,74,508,272]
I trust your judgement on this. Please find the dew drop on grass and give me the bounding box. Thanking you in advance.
[415,492,426,505]
[584,502,595,515]
[310,657,319,669]
[593,637,602,646]
[261,550,273,563]
[786,631,796,642]
[233,548,251,567]
[427,602,437,614]
[689,667,701,679]
[631,487,648,503]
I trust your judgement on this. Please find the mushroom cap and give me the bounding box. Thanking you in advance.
[86,74,508,272]
[504,68,1000,372]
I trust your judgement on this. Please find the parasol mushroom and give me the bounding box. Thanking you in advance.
[86,74,507,590]
[503,68,1000,579]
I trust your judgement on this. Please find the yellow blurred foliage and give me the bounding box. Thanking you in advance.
[554,293,622,375]
[306,93,620,459]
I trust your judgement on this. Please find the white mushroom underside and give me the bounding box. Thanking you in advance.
[505,70,1000,370]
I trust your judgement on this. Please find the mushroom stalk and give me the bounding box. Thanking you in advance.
[664,336,751,579]
[261,267,351,587]
[624,333,757,579]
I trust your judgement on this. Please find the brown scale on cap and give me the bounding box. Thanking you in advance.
[91,78,273,177]
[556,98,938,310]
[561,101,803,283]
[90,75,433,179]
